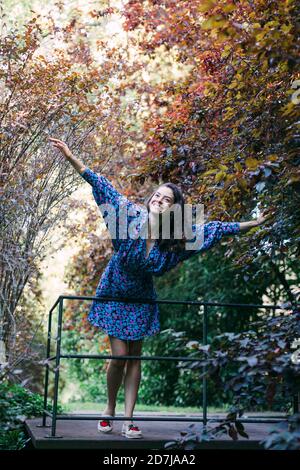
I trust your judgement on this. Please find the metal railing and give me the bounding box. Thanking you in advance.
[39,294,298,439]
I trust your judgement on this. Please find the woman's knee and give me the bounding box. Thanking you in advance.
[110,358,127,368]
[127,339,143,365]
[108,335,128,368]
[128,339,143,356]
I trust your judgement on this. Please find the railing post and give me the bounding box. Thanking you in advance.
[40,309,53,427]
[293,393,300,414]
[49,296,64,438]
[202,303,208,431]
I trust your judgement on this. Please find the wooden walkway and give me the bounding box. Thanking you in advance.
[25,412,284,449]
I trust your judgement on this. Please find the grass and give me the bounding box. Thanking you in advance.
[63,401,228,414]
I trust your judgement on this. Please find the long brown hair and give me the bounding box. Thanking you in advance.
[144,182,189,253]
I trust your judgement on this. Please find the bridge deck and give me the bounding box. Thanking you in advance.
[25,412,283,449]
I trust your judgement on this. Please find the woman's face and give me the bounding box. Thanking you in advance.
[149,185,174,214]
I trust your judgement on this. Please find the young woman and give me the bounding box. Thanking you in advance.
[49,137,270,439]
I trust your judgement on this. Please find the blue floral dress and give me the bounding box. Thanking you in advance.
[80,167,240,341]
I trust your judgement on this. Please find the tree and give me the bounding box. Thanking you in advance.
[0,10,124,367]
[116,0,299,301]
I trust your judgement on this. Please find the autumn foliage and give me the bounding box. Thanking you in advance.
[106,0,300,303]
[0,7,140,366]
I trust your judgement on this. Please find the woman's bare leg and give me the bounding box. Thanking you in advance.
[123,339,143,425]
[102,335,128,416]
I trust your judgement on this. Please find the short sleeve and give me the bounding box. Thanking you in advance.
[80,167,140,251]
[178,220,240,262]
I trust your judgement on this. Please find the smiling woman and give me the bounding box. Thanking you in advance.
[144,181,188,253]
[48,136,272,438]
[150,187,174,212]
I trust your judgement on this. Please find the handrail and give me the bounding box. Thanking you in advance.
[48,294,288,311]
[41,294,298,439]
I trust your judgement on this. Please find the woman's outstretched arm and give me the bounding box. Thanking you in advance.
[48,136,129,209]
[48,136,140,251]
[239,210,271,232]
[48,137,86,174]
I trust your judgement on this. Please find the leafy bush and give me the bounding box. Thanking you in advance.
[181,309,300,411]
[0,381,63,450]
[261,413,300,450]
[165,308,300,449]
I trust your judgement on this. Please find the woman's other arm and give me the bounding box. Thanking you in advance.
[178,209,273,262]
[48,137,86,174]
[239,210,272,232]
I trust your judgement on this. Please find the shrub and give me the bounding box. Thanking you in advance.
[0,381,63,450]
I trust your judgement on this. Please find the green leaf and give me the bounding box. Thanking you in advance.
[198,0,216,12]
[228,425,238,441]
[245,157,260,169]
[236,422,249,439]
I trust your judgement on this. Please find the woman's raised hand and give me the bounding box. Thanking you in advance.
[49,137,87,174]
[48,137,73,159]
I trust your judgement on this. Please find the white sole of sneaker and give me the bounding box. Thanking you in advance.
[121,429,143,439]
[98,428,113,433]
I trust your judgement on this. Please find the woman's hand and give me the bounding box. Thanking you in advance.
[49,137,73,159]
[48,137,86,174]
[239,209,274,232]
[255,209,273,226]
